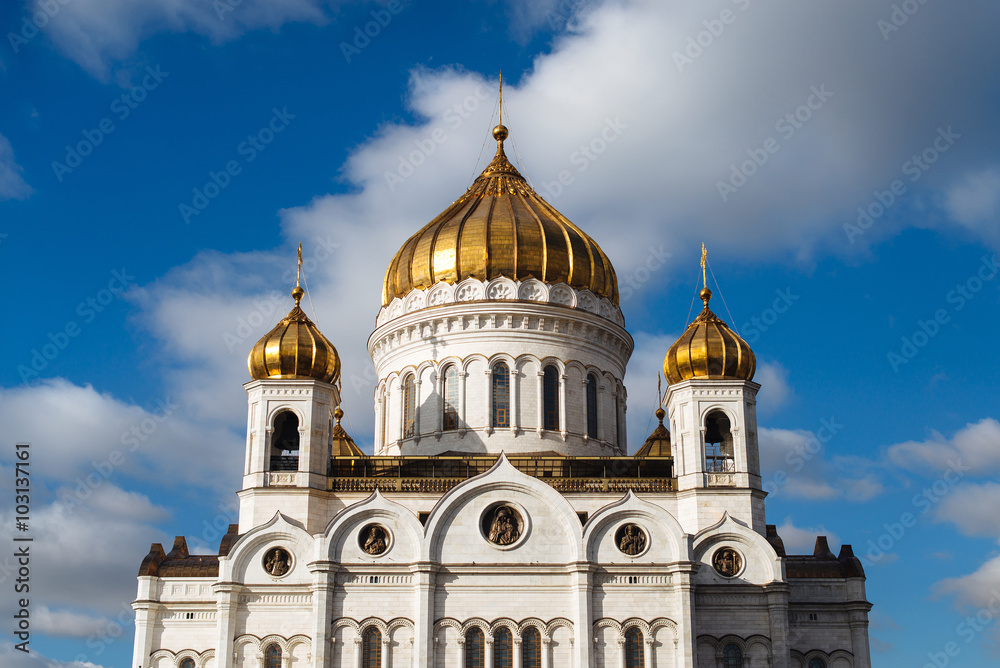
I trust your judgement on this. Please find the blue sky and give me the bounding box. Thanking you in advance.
[1,0,999,665]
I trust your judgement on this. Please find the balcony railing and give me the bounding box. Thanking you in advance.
[269,456,299,472]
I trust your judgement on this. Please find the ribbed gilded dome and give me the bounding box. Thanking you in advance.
[382,123,619,306]
[248,285,340,384]
[664,287,755,384]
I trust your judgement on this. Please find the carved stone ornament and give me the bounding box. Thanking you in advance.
[483,504,522,546]
[263,547,292,577]
[615,523,648,556]
[712,547,743,578]
[359,523,391,556]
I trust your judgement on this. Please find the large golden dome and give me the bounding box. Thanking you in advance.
[663,287,756,384]
[248,285,340,384]
[382,124,619,306]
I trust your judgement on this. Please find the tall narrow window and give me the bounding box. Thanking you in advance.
[522,627,541,668]
[542,365,559,431]
[465,627,485,668]
[722,644,743,668]
[705,411,735,473]
[179,659,195,668]
[492,362,510,428]
[808,660,826,668]
[443,365,459,431]
[270,411,299,471]
[264,644,281,668]
[586,373,599,438]
[624,628,643,668]
[493,627,513,668]
[362,628,381,668]
[402,373,416,438]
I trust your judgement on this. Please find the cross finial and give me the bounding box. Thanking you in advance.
[296,243,303,288]
[700,242,708,290]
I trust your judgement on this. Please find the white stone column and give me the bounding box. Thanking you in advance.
[458,637,466,668]
[536,371,544,433]
[643,638,653,668]
[485,638,494,668]
[764,583,791,668]
[569,564,593,668]
[485,368,494,434]
[542,637,551,668]
[381,638,391,668]
[310,561,337,668]
[513,638,522,667]
[848,605,873,668]
[510,366,519,432]
[413,378,422,442]
[412,563,437,668]
[354,638,363,668]
[558,373,568,439]
[213,583,241,668]
[458,370,468,435]
[672,564,697,668]
[131,578,160,668]
[617,638,626,668]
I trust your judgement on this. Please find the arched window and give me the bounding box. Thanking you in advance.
[442,365,459,431]
[493,627,513,668]
[362,628,381,668]
[586,373,599,438]
[402,373,416,438]
[808,660,827,668]
[614,393,622,445]
[492,362,510,428]
[465,627,485,668]
[179,659,195,668]
[522,627,542,668]
[722,643,743,668]
[264,644,281,668]
[542,365,559,431]
[270,411,299,471]
[705,410,735,473]
[624,628,644,668]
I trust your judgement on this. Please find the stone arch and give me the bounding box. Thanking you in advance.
[584,490,688,563]
[517,618,548,638]
[593,618,622,636]
[434,618,463,634]
[692,512,783,584]
[545,618,574,638]
[358,617,390,635]
[322,489,423,562]
[620,617,650,636]
[220,512,313,582]
[491,617,520,637]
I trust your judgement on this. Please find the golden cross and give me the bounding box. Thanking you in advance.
[700,243,708,290]
[296,242,303,288]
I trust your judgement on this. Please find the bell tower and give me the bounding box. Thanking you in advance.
[662,246,765,533]
[238,245,348,533]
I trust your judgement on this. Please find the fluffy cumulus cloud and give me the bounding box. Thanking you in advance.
[0,133,32,200]
[30,0,341,79]
[0,644,110,668]
[887,418,1000,476]
[774,517,840,555]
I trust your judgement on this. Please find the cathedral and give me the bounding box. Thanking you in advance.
[131,116,873,668]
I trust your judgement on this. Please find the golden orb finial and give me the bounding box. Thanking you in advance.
[655,407,666,423]
[334,406,344,422]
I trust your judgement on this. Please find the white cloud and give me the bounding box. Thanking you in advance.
[933,482,1000,538]
[0,643,108,668]
[887,418,1000,476]
[0,378,243,493]
[945,167,1000,239]
[775,517,840,555]
[754,361,792,415]
[0,133,32,200]
[934,549,1000,611]
[35,0,338,79]
[33,606,113,639]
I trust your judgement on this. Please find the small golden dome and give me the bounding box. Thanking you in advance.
[382,125,619,306]
[331,407,364,457]
[663,286,755,384]
[248,284,340,384]
[635,408,671,457]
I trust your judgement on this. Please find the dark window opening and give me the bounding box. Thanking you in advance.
[492,362,511,428]
[270,411,299,471]
[704,411,735,473]
[586,373,599,438]
[543,365,559,431]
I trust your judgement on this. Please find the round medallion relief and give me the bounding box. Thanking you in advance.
[615,523,648,556]
[712,547,743,578]
[263,547,292,577]
[481,503,525,547]
[359,523,391,556]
